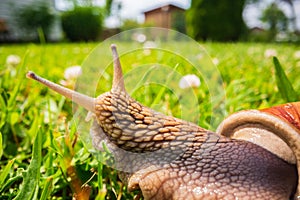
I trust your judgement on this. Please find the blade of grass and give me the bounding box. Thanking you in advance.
[273,57,298,102]
[0,174,23,193]
[0,91,6,109]
[0,131,2,159]
[0,94,6,129]
[7,53,27,110]
[32,185,39,200]
[96,164,106,200]
[40,177,53,200]
[0,158,15,190]
[13,126,43,200]
[37,27,46,44]
[7,80,22,110]
[151,63,179,107]
[27,113,40,140]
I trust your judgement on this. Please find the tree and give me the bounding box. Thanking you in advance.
[105,0,114,16]
[172,12,186,34]
[247,0,299,32]
[15,1,55,41]
[187,0,247,41]
[260,2,288,40]
[65,0,94,7]
[61,6,103,41]
[104,0,122,27]
[279,0,298,32]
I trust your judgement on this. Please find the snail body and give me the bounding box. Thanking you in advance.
[27,45,299,200]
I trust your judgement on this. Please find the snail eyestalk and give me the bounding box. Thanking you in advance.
[111,44,125,91]
[26,71,95,113]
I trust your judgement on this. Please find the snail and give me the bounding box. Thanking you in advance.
[26,44,299,200]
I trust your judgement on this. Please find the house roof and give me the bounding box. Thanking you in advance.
[143,2,187,14]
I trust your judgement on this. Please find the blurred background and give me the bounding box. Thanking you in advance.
[0,0,299,43]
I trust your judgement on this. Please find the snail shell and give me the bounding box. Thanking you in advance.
[217,102,300,198]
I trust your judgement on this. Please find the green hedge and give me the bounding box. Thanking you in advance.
[61,7,103,41]
[15,1,55,41]
[187,0,246,41]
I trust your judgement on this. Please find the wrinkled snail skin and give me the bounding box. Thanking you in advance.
[27,44,299,200]
[217,102,300,199]
[126,138,296,200]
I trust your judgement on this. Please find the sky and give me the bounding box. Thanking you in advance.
[243,0,300,29]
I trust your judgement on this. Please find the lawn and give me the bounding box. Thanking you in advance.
[0,41,299,199]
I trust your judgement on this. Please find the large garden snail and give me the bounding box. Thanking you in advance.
[27,44,299,200]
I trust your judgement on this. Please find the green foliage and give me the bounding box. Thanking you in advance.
[273,57,298,102]
[68,0,95,7]
[14,128,42,200]
[120,19,155,32]
[0,159,15,192]
[247,29,270,42]
[61,7,103,41]
[0,131,2,159]
[105,0,114,16]
[187,0,247,41]
[260,2,288,40]
[15,1,55,41]
[121,19,142,31]
[0,43,127,199]
[171,12,186,34]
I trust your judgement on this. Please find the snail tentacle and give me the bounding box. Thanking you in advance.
[26,71,95,113]
[111,44,125,92]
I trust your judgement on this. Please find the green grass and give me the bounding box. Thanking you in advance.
[0,42,299,199]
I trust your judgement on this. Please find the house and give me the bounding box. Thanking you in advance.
[143,3,186,33]
[0,0,62,42]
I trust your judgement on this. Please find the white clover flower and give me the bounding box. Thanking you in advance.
[143,49,151,56]
[179,74,201,89]
[212,58,219,65]
[264,49,277,58]
[60,66,82,89]
[133,33,146,43]
[6,55,21,66]
[73,47,81,54]
[248,47,259,55]
[294,50,300,59]
[143,41,157,49]
[196,53,203,60]
[64,66,82,80]
[143,41,157,55]
[83,47,91,54]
